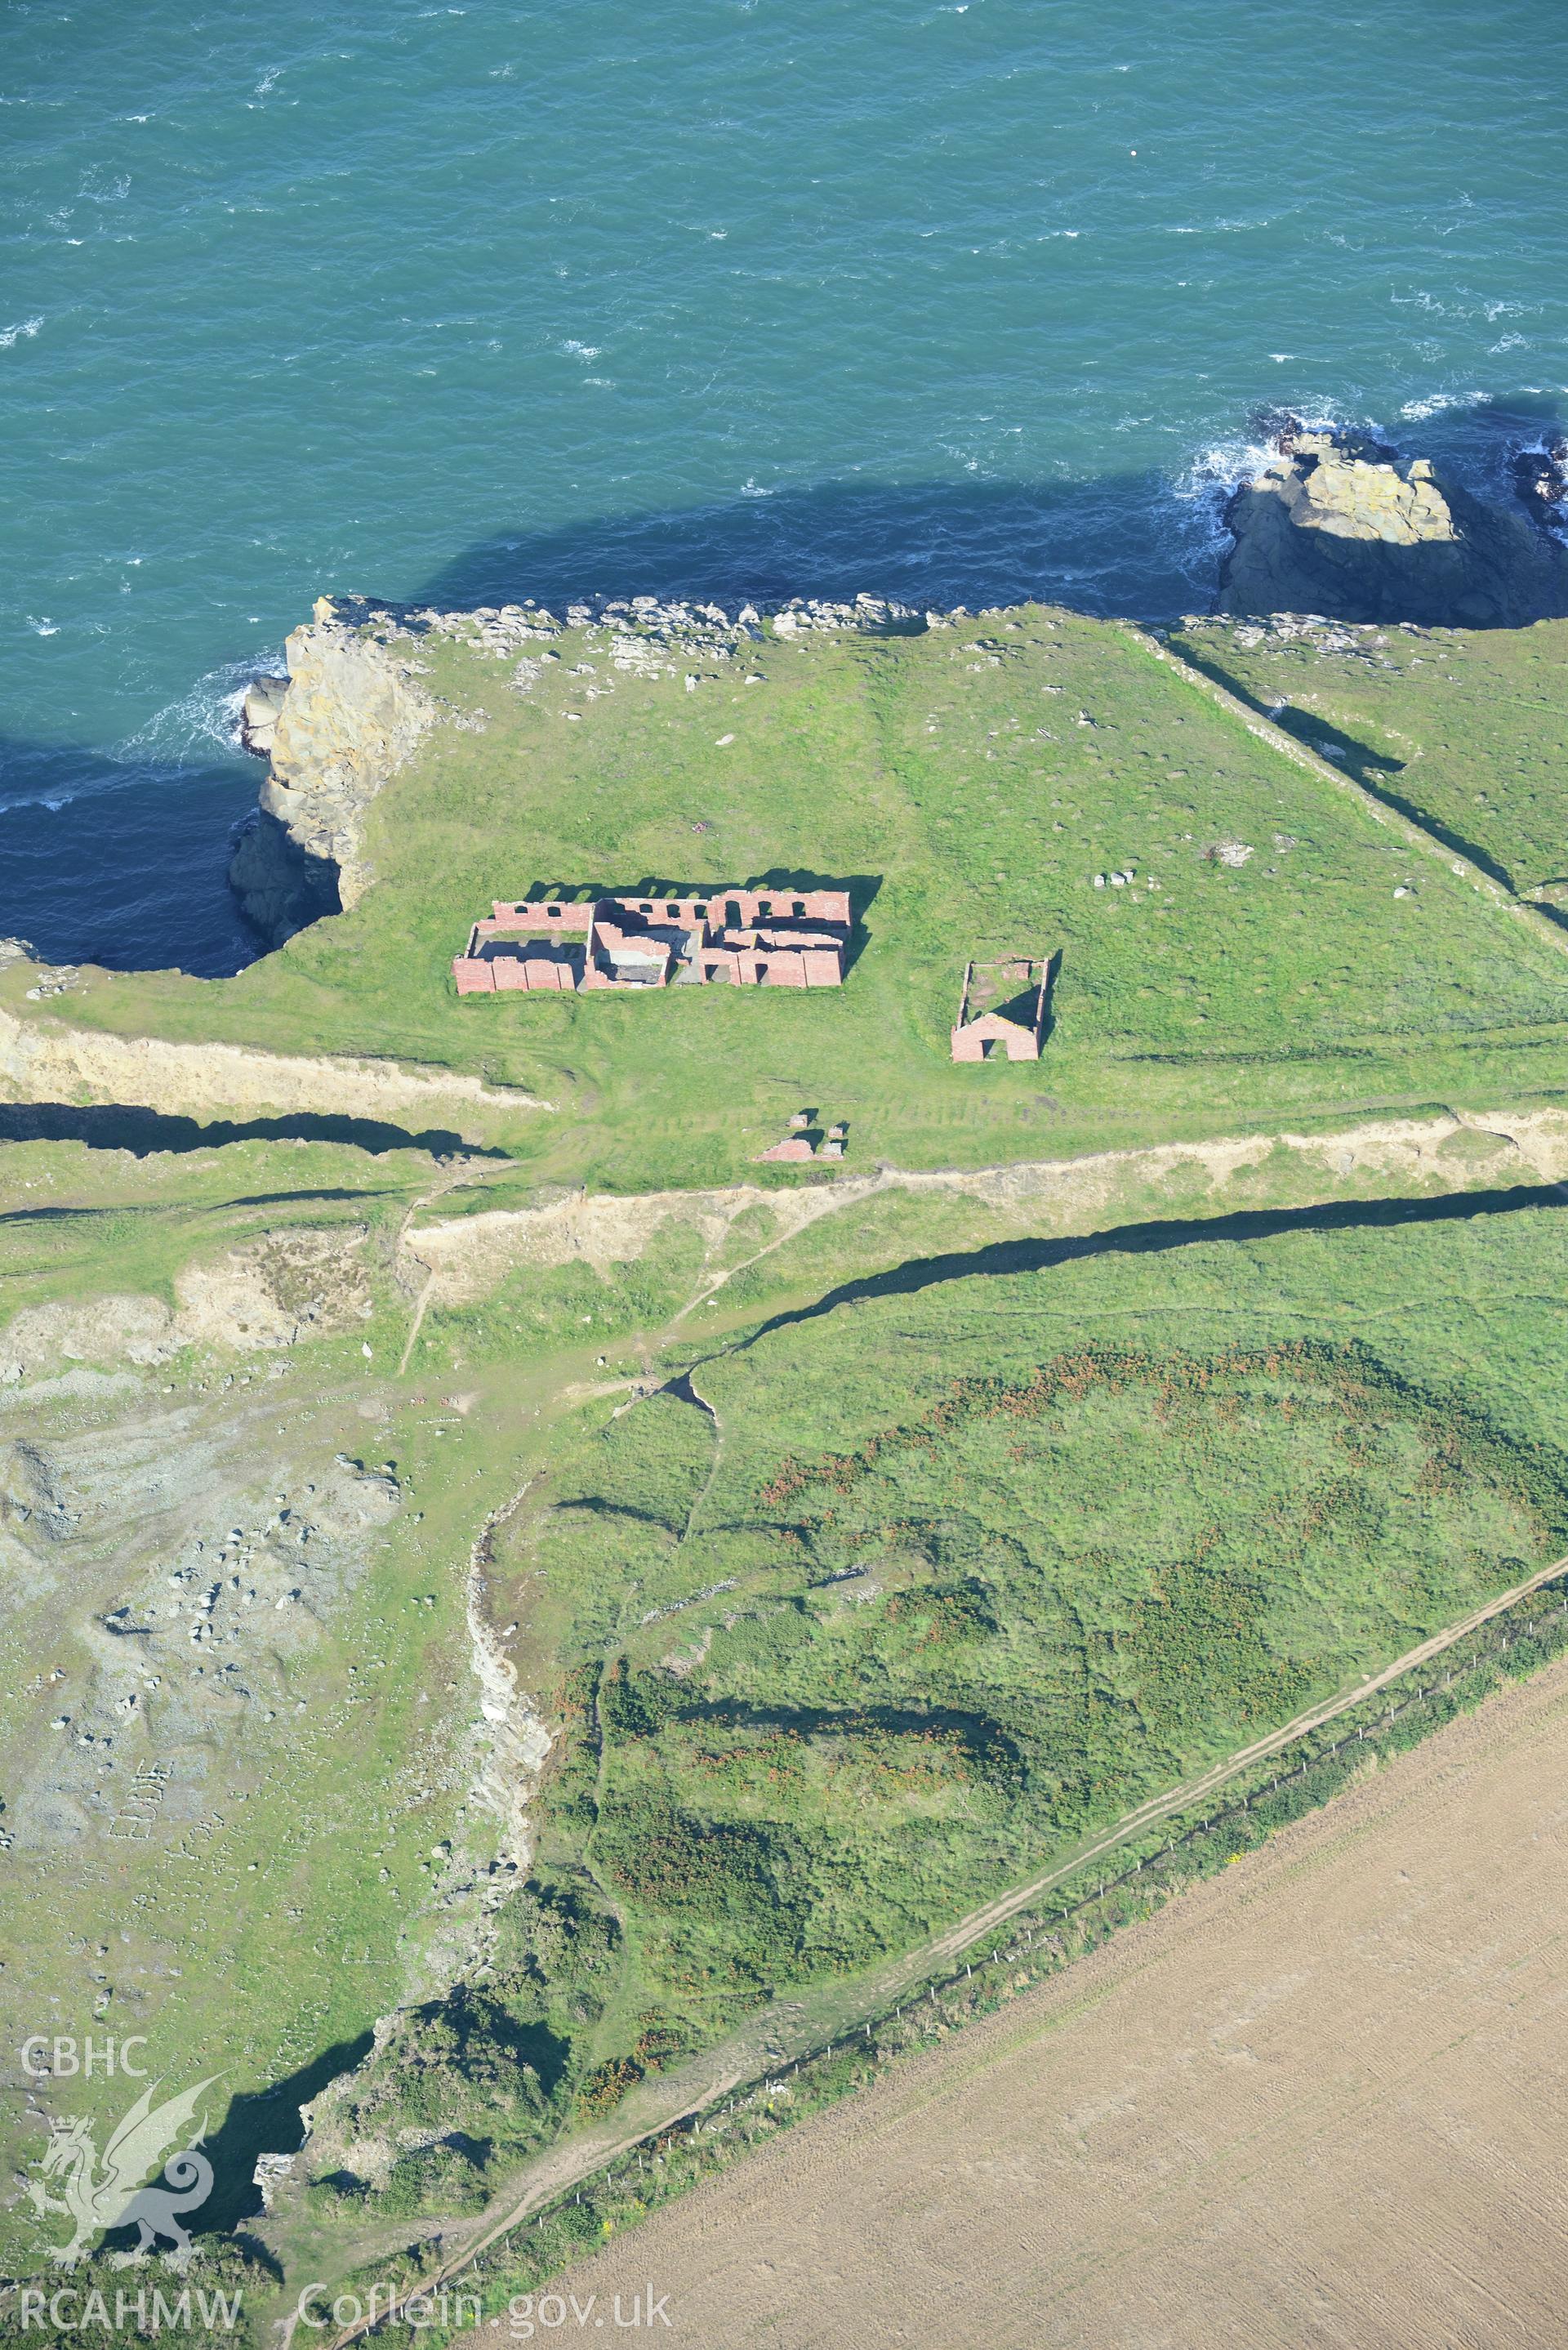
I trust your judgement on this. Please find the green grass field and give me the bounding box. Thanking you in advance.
[1170,613,1568,901]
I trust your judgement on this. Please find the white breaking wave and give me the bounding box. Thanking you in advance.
[118,649,285,764]
[0,787,78,816]
[1,316,43,349]
[0,654,283,826]
[1161,435,1276,581]
[1396,387,1481,421]
[1176,400,1347,493]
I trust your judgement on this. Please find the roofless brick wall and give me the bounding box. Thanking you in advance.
[951,956,1051,1060]
[453,889,853,996]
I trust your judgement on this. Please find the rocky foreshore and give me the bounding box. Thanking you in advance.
[1218,422,1568,628]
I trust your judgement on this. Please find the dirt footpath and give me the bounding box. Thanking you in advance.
[544,1657,1568,2349]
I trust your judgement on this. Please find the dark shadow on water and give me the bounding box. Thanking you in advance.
[8,392,1568,975]
[410,469,1203,621]
[0,734,263,978]
[731,1184,1568,1352]
[1413,390,1568,505]
[0,1101,511,1160]
[407,395,1568,618]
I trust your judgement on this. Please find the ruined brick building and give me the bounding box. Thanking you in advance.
[951,957,1050,1060]
[453,889,851,995]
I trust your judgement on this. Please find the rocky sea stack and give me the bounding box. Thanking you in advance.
[1218,425,1568,627]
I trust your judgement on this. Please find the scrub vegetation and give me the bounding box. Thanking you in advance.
[286,1200,1568,2236]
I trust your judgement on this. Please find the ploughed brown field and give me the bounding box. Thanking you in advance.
[537,1655,1568,2348]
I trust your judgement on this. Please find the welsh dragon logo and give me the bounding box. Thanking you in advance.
[25,2077,220,2267]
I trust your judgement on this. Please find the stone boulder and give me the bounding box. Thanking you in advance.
[1513,437,1568,519]
[1218,430,1568,627]
[238,672,289,759]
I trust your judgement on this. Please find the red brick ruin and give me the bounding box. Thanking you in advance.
[452,888,852,995]
[951,957,1050,1060]
[757,1114,848,1163]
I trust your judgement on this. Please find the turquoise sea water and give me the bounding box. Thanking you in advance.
[5,0,1568,972]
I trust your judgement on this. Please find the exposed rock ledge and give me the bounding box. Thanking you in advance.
[0,1001,547,1134]
[1219,426,1568,627]
[0,1226,372,1386]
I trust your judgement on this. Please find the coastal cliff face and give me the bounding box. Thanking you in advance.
[229,599,435,944]
[1218,430,1568,627]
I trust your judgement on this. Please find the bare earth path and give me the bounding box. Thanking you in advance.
[540,1648,1568,2350]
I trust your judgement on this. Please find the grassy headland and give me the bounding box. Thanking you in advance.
[11,607,1568,1190]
